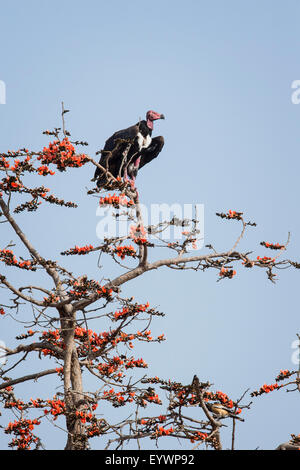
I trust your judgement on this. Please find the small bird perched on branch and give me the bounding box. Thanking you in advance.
[94,110,165,188]
[206,403,244,421]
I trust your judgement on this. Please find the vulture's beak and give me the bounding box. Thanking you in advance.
[160,114,165,119]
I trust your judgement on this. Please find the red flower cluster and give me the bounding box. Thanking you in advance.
[0,154,10,169]
[261,241,285,250]
[158,415,167,423]
[139,330,153,341]
[251,382,279,397]
[39,137,89,171]
[113,302,150,320]
[97,355,147,380]
[56,367,64,376]
[190,431,208,443]
[40,329,64,357]
[10,159,21,171]
[5,419,41,450]
[125,357,147,369]
[99,193,134,208]
[214,390,233,407]
[219,266,236,279]
[61,244,94,256]
[43,293,60,306]
[67,278,113,300]
[7,154,32,174]
[256,256,275,264]
[228,210,239,219]
[0,308,5,315]
[86,422,104,437]
[0,176,23,192]
[74,326,95,341]
[101,388,131,407]
[114,306,130,320]
[42,329,61,341]
[29,398,45,409]
[275,369,292,382]
[140,415,166,426]
[260,383,279,393]
[44,398,66,420]
[5,399,25,410]
[75,410,94,424]
[155,426,174,437]
[0,249,34,270]
[115,245,137,260]
[97,358,124,378]
[37,165,55,176]
[129,225,148,245]
[216,210,243,220]
[141,390,162,406]
[136,302,150,312]
[72,326,151,357]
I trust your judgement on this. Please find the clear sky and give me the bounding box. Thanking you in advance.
[1,0,300,450]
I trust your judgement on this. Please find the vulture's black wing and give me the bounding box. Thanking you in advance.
[94,123,140,182]
[138,136,165,170]
[103,124,140,152]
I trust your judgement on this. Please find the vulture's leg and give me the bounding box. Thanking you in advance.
[138,136,164,170]
[127,156,141,183]
[134,156,141,173]
[131,156,141,189]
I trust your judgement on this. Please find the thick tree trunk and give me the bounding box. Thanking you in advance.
[60,308,88,450]
[64,352,88,450]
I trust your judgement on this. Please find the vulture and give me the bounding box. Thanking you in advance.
[94,110,165,187]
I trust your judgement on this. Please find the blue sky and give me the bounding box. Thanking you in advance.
[1,0,300,450]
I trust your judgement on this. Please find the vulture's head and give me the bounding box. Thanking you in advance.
[146,110,165,129]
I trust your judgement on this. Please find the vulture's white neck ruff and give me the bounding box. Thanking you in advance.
[137,132,152,150]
